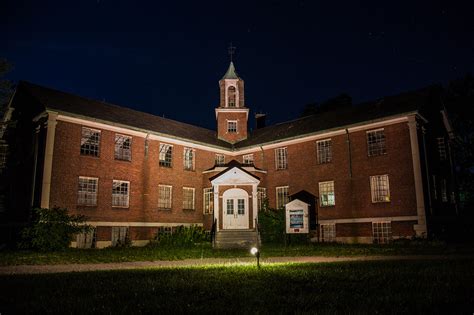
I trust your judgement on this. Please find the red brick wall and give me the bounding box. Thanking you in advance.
[216,111,248,143]
[261,122,417,220]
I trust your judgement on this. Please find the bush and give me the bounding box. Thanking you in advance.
[258,208,286,243]
[19,207,90,251]
[151,225,209,247]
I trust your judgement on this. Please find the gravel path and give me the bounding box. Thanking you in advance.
[0,255,463,275]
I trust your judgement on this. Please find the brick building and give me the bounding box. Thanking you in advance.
[0,62,458,247]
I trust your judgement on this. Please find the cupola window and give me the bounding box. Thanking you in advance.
[228,86,236,107]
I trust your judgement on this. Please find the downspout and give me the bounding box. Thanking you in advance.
[345,129,352,178]
[421,126,433,215]
[30,125,41,207]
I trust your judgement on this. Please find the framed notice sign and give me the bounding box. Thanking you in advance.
[285,199,309,234]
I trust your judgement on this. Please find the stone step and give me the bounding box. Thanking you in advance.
[214,230,260,249]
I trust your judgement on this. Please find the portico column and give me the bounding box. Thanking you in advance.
[213,184,220,232]
[40,112,58,209]
[407,115,427,237]
[252,184,258,229]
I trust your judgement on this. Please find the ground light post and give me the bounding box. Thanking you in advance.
[250,247,260,268]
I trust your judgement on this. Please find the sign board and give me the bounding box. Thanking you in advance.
[285,199,309,234]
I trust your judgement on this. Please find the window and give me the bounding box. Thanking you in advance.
[432,175,437,200]
[319,181,335,207]
[367,129,386,156]
[215,154,225,166]
[78,177,98,206]
[111,227,128,247]
[183,187,195,210]
[275,147,288,170]
[112,180,129,208]
[157,226,172,236]
[243,154,254,165]
[228,86,236,107]
[372,222,392,244]
[158,185,172,209]
[226,199,234,214]
[320,224,336,242]
[437,137,447,161]
[184,148,195,171]
[227,121,237,133]
[370,175,390,203]
[76,228,96,248]
[317,139,332,164]
[237,199,245,215]
[257,187,267,211]
[114,134,132,161]
[80,127,101,157]
[441,179,448,202]
[159,144,173,167]
[203,187,214,214]
[0,144,8,173]
[276,186,289,209]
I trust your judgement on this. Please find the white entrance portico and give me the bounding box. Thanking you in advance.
[209,166,261,231]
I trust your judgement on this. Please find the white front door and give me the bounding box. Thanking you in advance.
[223,189,249,229]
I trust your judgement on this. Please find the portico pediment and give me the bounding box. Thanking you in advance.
[210,167,260,186]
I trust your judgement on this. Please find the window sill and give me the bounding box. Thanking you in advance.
[159,165,173,168]
[77,204,97,208]
[184,169,196,172]
[320,205,336,208]
[112,206,130,209]
[182,208,195,211]
[158,208,172,211]
[371,200,391,204]
[367,152,388,158]
[114,158,132,162]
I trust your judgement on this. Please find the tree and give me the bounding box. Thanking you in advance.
[0,59,13,117]
[20,207,91,251]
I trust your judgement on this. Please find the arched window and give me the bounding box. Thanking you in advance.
[228,86,236,107]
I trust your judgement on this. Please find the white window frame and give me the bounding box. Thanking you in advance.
[159,143,173,167]
[111,226,128,247]
[276,186,289,209]
[257,187,267,211]
[372,221,392,244]
[203,187,214,214]
[0,144,8,173]
[183,147,195,171]
[182,187,195,210]
[114,134,132,161]
[112,180,130,208]
[215,154,225,166]
[243,154,254,165]
[80,127,101,157]
[370,175,390,203]
[227,120,237,133]
[441,179,448,202]
[437,137,447,161]
[319,181,335,207]
[275,147,288,170]
[317,139,332,164]
[76,228,96,249]
[78,176,98,206]
[320,224,336,242]
[367,128,386,157]
[158,185,173,209]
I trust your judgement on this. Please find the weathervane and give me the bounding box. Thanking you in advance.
[228,42,236,62]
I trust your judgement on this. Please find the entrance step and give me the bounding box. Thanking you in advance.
[214,229,260,249]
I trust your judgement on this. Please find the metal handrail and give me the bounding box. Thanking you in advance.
[210,218,217,247]
[255,217,261,246]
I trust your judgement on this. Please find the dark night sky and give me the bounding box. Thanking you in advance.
[2,1,473,130]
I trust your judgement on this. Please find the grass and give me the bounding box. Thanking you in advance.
[0,259,473,313]
[0,241,472,266]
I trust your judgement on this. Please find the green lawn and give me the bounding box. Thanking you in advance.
[1,259,473,313]
[1,242,472,266]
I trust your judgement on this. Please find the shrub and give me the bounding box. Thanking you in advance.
[151,225,209,247]
[258,208,286,243]
[19,207,91,251]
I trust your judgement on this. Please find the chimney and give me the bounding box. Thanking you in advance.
[255,113,266,129]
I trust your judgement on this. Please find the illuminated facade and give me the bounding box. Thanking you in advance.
[1,62,458,247]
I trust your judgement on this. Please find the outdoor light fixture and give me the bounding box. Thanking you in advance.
[250,247,260,268]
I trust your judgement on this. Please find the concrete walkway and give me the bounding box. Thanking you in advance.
[0,255,465,275]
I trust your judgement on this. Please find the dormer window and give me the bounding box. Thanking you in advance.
[228,86,236,107]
